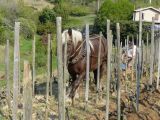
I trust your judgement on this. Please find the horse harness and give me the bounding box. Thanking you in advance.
[67,35,106,65]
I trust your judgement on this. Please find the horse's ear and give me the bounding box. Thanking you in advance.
[68,28,72,36]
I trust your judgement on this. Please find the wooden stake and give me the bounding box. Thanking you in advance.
[96,32,102,103]
[149,17,155,86]
[5,40,11,109]
[85,24,90,110]
[45,34,51,120]
[116,23,121,120]
[32,35,36,96]
[136,11,142,111]
[105,27,112,120]
[156,33,160,89]
[56,17,65,120]
[23,61,32,120]
[13,22,20,120]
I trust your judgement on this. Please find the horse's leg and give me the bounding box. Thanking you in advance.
[69,72,85,105]
[66,74,76,97]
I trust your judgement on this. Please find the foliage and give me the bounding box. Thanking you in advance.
[0,1,38,44]
[70,6,91,16]
[39,8,56,24]
[93,0,136,43]
[95,0,134,21]
[130,0,160,8]
[37,21,55,35]
[35,36,47,68]
[19,18,36,39]
[53,2,69,21]
[94,20,151,44]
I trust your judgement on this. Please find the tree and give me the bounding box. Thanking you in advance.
[93,0,137,42]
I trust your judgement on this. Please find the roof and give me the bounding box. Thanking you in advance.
[134,6,160,13]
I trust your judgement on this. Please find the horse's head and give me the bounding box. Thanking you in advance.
[62,28,83,49]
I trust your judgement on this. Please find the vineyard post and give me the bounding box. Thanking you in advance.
[96,32,102,103]
[56,17,65,120]
[156,33,160,89]
[149,17,155,86]
[85,24,90,110]
[131,36,134,82]
[23,61,32,120]
[116,23,121,120]
[13,22,20,120]
[63,31,68,107]
[5,40,11,108]
[50,36,53,96]
[105,26,112,120]
[32,35,36,96]
[45,34,51,120]
[136,11,142,111]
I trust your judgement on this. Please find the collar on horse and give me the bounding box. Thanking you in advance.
[68,40,86,64]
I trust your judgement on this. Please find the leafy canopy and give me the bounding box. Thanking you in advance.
[97,0,134,21]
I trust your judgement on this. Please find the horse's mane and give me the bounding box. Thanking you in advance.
[62,29,83,48]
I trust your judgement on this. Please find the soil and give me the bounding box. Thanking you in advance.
[0,76,160,120]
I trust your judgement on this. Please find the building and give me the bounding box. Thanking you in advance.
[133,7,160,23]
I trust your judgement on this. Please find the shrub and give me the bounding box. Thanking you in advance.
[37,21,55,35]
[19,18,36,39]
[93,20,152,44]
[70,6,91,16]
[39,8,56,24]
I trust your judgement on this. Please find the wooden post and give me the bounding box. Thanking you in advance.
[105,27,112,120]
[32,35,36,96]
[131,36,134,81]
[63,33,68,107]
[156,34,160,89]
[56,17,65,120]
[105,19,110,120]
[23,60,32,120]
[45,34,51,120]
[96,32,102,103]
[13,22,20,120]
[116,23,121,120]
[146,33,149,66]
[50,36,53,96]
[5,40,11,108]
[149,17,155,86]
[96,0,100,13]
[136,11,142,111]
[125,36,129,92]
[85,24,90,110]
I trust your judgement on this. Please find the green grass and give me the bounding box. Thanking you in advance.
[0,36,58,87]
[67,14,96,28]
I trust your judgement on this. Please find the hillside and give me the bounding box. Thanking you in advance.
[22,0,54,11]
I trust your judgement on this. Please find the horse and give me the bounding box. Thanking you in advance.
[62,28,83,48]
[62,28,108,104]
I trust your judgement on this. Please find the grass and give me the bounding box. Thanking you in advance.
[0,36,58,88]
[67,14,96,29]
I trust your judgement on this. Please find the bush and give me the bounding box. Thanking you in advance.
[53,2,69,22]
[37,21,55,35]
[93,20,152,44]
[36,36,47,68]
[19,18,36,39]
[39,8,56,24]
[70,6,91,16]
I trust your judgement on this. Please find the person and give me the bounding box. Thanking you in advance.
[127,41,137,69]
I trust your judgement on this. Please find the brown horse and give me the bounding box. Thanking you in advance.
[62,29,108,103]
